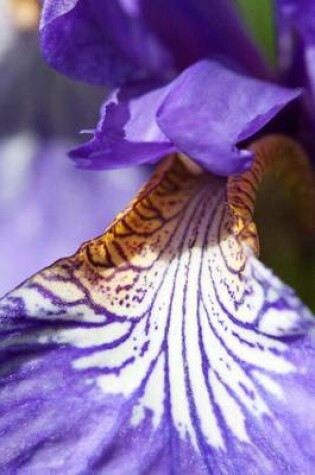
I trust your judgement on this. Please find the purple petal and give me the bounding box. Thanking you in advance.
[40,0,173,86]
[72,61,301,176]
[139,0,270,79]
[0,156,314,473]
[40,0,270,86]
[157,61,301,175]
[70,84,176,169]
[0,134,149,296]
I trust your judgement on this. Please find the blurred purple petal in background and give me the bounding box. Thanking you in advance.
[0,134,148,295]
[0,2,149,295]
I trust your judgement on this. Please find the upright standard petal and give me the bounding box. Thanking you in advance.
[1,136,315,474]
[40,0,269,86]
[134,0,270,78]
[157,61,301,175]
[71,61,301,176]
[40,0,173,86]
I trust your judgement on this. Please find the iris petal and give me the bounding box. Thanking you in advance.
[71,61,301,175]
[0,145,315,473]
[40,0,174,86]
[40,0,269,86]
[157,60,301,175]
[70,84,176,169]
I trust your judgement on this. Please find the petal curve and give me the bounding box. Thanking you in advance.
[0,151,315,473]
[40,0,269,86]
[40,0,173,86]
[72,61,301,176]
[157,60,301,175]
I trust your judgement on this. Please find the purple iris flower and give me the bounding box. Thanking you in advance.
[1,1,315,474]
[40,0,302,176]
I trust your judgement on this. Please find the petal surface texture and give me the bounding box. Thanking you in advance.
[40,0,269,86]
[71,61,301,175]
[0,152,315,473]
[70,83,177,170]
[156,61,300,175]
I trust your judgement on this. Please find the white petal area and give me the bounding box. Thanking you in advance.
[252,372,284,400]
[43,320,133,348]
[132,353,166,429]
[210,370,249,443]
[0,155,315,474]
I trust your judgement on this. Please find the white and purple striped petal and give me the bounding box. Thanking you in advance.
[0,139,315,473]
